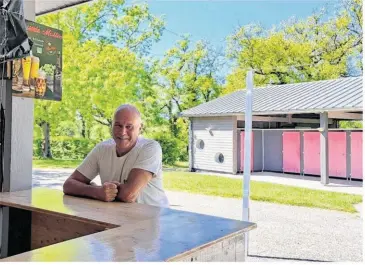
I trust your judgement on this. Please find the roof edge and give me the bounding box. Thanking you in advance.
[181,107,363,118]
[36,0,93,16]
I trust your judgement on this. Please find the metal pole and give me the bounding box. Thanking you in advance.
[242,70,253,258]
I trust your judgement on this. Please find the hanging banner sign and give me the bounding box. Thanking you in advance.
[12,20,63,101]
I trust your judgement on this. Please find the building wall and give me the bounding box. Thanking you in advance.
[191,117,235,173]
[10,1,34,192]
[236,129,363,179]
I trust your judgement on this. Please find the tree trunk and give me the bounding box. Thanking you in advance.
[81,116,86,138]
[42,122,52,158]
[168,101,178,137]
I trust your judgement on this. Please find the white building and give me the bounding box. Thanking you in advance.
[181,77,363,181]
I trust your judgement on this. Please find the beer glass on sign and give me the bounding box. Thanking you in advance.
[22,56,31,87]
[30,56,40,90]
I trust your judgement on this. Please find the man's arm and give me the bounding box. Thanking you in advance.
[63,170,118,202]
[116,168,152,203]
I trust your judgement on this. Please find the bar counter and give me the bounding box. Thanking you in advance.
[0,187,256,262]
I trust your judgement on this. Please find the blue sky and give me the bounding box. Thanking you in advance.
[129,0,338,57]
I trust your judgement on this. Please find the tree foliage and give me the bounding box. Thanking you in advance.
[33,0,362,162]
[224,0,362,93]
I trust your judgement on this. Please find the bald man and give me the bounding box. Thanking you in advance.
[63,104,169,208]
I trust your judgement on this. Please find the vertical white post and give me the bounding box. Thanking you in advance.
[242,70,254,258]
[320,112,329,185]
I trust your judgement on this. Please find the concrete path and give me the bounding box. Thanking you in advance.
[167,191,362,262]
[32,169,363,262]
[196,171,363,195]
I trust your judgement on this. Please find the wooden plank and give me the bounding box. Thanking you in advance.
[328,111,362,120]
[283,132,301,173]
[303,132,320,175]
[351,132,363,179]
[31,212,108,250]
[328,132,347,178]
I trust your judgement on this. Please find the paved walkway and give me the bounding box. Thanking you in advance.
[196,171,363,195]
[32,169,363,262]
[167,191,362,262]
[35,168,363,195]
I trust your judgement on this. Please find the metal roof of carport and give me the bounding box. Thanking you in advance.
[36,0,93,16]
[181,76,363,117]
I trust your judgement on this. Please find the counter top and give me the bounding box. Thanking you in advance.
[0,187,256,261]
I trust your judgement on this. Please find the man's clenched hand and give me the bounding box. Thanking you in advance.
[97,182,119,202]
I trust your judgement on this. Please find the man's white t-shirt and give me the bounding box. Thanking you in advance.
[77,137,169,208]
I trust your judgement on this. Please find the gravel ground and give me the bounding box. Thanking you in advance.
[166,191,362,262]
[32,169,363,262]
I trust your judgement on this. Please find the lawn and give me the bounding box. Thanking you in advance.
[163,171,363,213]
[33,159,83,169]
[33,159,362,213]
[33,159,189,169]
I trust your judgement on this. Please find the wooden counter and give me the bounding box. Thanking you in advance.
[0,187,256,262]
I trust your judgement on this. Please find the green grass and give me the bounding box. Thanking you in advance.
[163,161,189,170]
[163,171,363,213]
[33,159,82,169]
[33,159,189,169]
[33,159,362,213]
[172,161,189,168]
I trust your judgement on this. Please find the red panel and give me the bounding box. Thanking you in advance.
[304,132,320,175]
[240,132,254,172]
[328,132,346,178]
[283,132,300,173]
[351,132,363,179]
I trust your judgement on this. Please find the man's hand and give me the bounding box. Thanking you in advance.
[110,181,121,187]
[97,182,119,202]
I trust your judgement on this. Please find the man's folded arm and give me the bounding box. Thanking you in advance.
[116,168,152,203]
[63,170,102,200]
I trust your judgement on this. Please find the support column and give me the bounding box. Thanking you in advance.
[232,116,238,174]
[1,0,35,258]
[188,119,193,172]
[320,112,329,185]
[9,0,35,192]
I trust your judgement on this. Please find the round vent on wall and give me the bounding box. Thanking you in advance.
[215,153,224,163]
[196,139,205,149]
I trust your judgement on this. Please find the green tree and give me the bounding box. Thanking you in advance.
[225,0,362,93]
[34,0,165,157]
[150,38,224,161]
[339,120,363,128]
[154,37,224,137]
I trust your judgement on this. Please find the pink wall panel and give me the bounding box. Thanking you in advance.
[351,132,363,179]
[304,132,320,175]
[240,132,254,172]
[328,132,346,177]
[283,132,300,173]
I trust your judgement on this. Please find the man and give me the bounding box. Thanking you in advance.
[63,104,169,208]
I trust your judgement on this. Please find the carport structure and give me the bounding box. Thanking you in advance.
[182,77,363,184]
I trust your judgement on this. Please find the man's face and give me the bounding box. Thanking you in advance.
[112,109,141,154]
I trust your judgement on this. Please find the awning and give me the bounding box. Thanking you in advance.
[36,0,93,16]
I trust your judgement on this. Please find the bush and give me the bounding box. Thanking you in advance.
[34,133,188,164]
[33,137,98,160]
[149,132,181,165]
